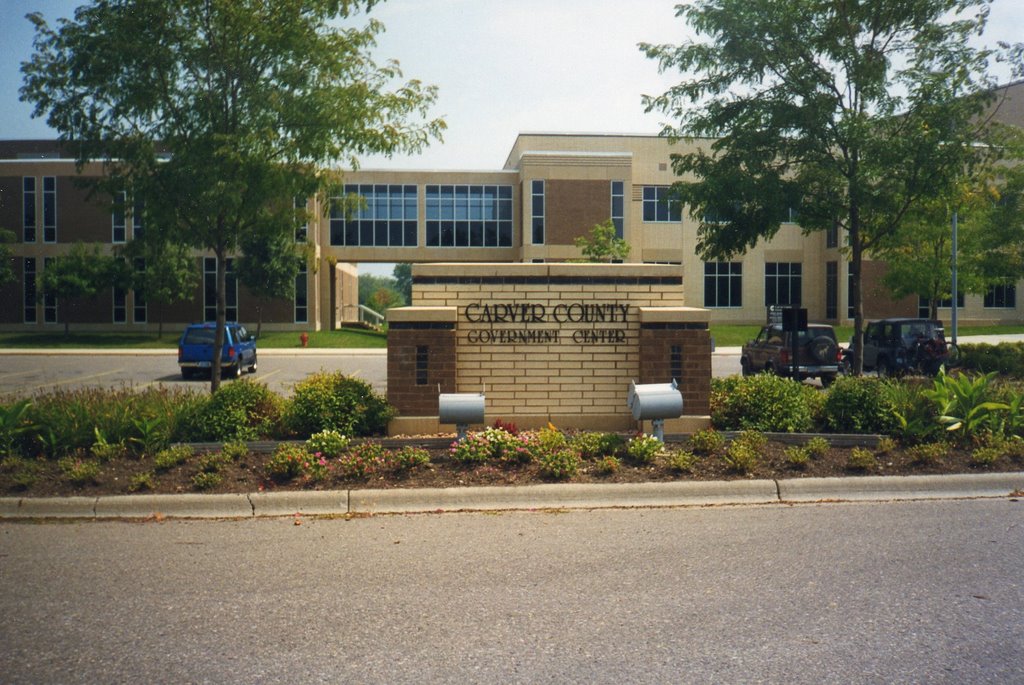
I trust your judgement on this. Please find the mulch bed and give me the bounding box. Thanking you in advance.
[3,433,1021,499]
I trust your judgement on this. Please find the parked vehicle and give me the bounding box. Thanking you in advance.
[842,318,959,377]
[741,323,841,386]
[177,322,257,379]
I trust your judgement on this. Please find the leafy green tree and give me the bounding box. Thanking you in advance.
[358,273,404,315]
[573,219,630,263]
[0,229,16,288]
[393,263,413,305]
[22,0,444,391]
[641,0,1010,373]
[40,243,119,337]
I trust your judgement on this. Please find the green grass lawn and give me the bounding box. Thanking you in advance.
[0,326,387,349]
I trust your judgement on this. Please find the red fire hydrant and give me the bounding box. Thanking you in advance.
[299,332,309,348]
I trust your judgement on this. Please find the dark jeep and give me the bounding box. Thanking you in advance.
[846,318,959,377]
[741,323,841,386]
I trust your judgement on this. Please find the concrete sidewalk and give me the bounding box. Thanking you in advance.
[2,472,1021,520]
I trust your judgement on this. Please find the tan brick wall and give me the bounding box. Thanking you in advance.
[405,263,698,421]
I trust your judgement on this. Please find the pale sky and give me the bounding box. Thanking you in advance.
[5,0,1023,171]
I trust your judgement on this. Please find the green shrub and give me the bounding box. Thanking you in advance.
[153,445,193,472]
[305,429,351,459]
[689,428,725,455]
[668,450,697,473]
[90,430,129,462]
[220,440,250,461]
[185,380,283,442]
[595,455,620,475]
[906,442,947,465]
[876,437,898,455]
[805,436,830,459]
[537,448,580,480]
[196,452,230,474]
[785,445,810,468]
[191,471,222,490]
[285,372,394,437]
[2,456,40,490]
[337,441,386,479]
[722,431,765,474]
[264,443,307,481]
[822,376,900,434]
[450,432,492,463]
[847,447,878,471]
[481,427,522,463]
[570,432,624,460]
[388,446,431,471]
[58,457,101,485]
[960,342,1024,379]
[0,399,35,458]
[627,434,663,464]
[712,374,818,432]
[970,446,1000,467]
[128,471,156,492]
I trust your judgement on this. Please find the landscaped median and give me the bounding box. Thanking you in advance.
[1,472,1022,519]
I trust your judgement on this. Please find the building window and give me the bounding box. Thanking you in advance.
[704,262,742,308]
[330,184,417,247]
[826,261,838,319]
[782,207,800,224]
[43,257,57,323]
[611,181,624,238]
[765,262,802,307]
[112,191,127,243]
[826,221,839,249]
[113,258,127,323]
[425,184,513,248]
[294,261,308,324]
[917,293,964,317]
[132,197,144,240]
[204,257,237,322]
[22,177,36,243]
[984,283,1016,309]
[42,176,56,243]
[294,196,307,243]
[133,258,147,323]
[23,258,37,323]
[642,186,681,223]
[531,180,545,245]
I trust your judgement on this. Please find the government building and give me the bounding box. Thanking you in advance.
[3,83,1023,333]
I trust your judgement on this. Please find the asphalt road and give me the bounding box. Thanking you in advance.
[1,499,1021,684]
[0,350,744,397]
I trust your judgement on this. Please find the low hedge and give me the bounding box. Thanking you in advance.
[959,343,1024,379]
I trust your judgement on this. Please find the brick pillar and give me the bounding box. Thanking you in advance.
[386,308,457,417]
[638,308,712,417]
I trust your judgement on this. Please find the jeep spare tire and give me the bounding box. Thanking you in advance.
[810,336,838,365]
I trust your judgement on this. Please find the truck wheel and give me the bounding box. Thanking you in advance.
[741,358,753,376]
[810,336,838,365]
[181,368,194,380]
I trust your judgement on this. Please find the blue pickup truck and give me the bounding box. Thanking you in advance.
[177,322,258,379]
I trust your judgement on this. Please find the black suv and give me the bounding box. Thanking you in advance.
[847,318,959,377]
[741,323,841,386]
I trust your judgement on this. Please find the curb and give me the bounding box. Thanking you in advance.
[1,472,1021,520]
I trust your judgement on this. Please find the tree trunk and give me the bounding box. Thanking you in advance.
[849,206,865,376]
[209,241,227,394]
